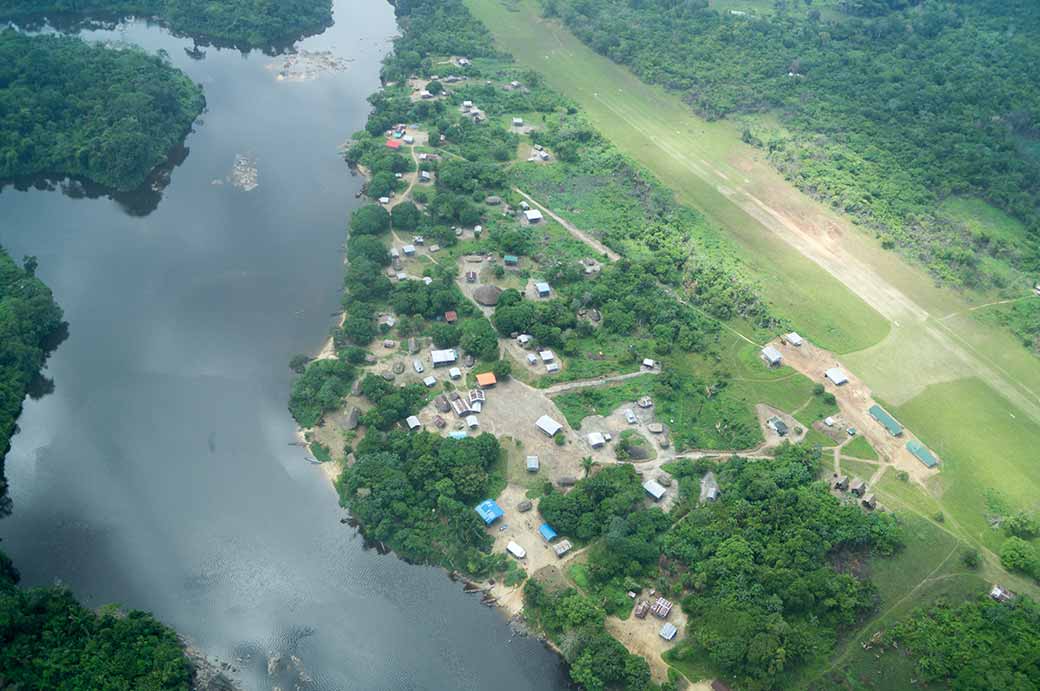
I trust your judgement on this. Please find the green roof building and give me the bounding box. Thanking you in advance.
[868,404,903,436]
[504,254,519,266]
[907,440,939,468]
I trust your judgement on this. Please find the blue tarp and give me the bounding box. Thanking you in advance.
[539,523,558,542]
[475,499,504,525]
[449,431,467,440]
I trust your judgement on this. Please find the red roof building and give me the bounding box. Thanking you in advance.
[444,310,458,323]
[386,139,403,149]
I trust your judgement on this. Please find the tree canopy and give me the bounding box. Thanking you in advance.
[0,30,204,191]
[0,0,333,50]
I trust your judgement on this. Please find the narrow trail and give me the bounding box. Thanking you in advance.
[940,294,1038,320]
[537,369,657,394]
[514,187,621,261]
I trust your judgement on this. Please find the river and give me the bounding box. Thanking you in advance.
[0,2,569,689]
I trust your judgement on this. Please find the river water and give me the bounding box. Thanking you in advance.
[0,3,568,689]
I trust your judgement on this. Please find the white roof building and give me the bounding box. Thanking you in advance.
[535,282,551,297]
[524,209,543,223]
[659,623,678,641]
[587,432,606,448]
[402,244,416,255]
[431,349,458,366]
[526,455,540,472]
[642,358,656,369]
[643,479,666,501]
[546,362,560,373]
[405,415,421,431]
[506,541,526,559]
[466,415,479,429]
[786,332,804,346]
[825,367,849,386]
[449,367,462,380]
[517,334,532,345]
[422,375,437,387]
[761,345,783,367]
[625,409,638,424]
[539,350,554,362]
[379,196,390,204]
[526,353,538,365]
[536,415,563,437]
[512,117,524,126]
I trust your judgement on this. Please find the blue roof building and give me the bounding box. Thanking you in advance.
[475,499,504,525]
[539,523,558,542]
[907,440,939,468]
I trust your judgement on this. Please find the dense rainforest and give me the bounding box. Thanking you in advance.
[546,0,1040,291]
[0,30,204,191]
[0,553,194,689]
[0,0,332,49]
[0,248,64,519]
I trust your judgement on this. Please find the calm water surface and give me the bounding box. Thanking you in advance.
[0,3,568,689]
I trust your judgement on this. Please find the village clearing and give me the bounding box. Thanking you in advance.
[466,0,1040,638]
[308,36,1040,687]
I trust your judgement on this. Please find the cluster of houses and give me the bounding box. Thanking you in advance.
[460,99,484,123]
[404,349,500,433]
[833,473,875,510]
[526,144,551,163]
[473,498,573,562]
[516,334,561,373]
[633,594,678,641]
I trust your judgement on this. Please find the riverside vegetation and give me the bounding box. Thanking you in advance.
[0,0,333,50]
[280,0,1028,688]
[545,0,1040,294]
[0,30,205,191]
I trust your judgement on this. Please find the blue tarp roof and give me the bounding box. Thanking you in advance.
[539,523,558,542]
[475,499,504,525]
[449,431,468,440]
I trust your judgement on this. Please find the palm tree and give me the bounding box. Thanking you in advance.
[580,456,594,478]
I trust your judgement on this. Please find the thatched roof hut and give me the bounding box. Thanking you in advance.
[473,284,503,306]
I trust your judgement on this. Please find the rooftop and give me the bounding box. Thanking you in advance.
[474,499,503,525]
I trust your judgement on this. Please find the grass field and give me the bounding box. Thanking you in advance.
[891,377,1040,551]
[843,435,879,461]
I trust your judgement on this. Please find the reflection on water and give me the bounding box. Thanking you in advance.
[0,2,569,689]
[0,141,191,216]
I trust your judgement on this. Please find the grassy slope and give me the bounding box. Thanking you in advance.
[891,378,1040,552]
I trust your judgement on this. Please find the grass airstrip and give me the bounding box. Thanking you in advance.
[466,0,1040,682]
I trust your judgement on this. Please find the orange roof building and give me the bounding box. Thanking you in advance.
[386,139,403,149]
[476,372,497,388]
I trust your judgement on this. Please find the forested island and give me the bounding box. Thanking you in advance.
[0,30,204,191]
[546,0,1040,292]
[0,0,333,50]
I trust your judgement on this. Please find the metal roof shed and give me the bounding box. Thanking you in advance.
[536,415,563,437]
[539,524,558,542]
[659,623,678,641]
[587,432,606,448]
[643,479,667,501]
[825,367,849,386]
[761,346,783,367]
[907,440,939,468]
[474,499,504,525]
[868,404,903,436]
[526,455,540,472]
